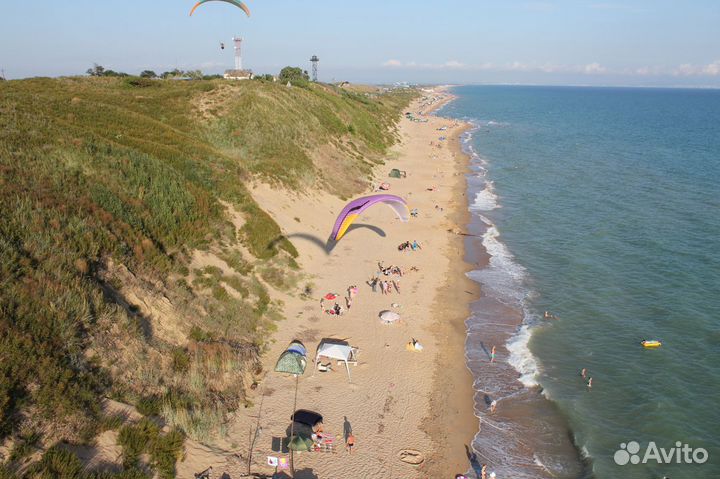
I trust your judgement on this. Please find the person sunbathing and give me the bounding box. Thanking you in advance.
[317,362,333,372]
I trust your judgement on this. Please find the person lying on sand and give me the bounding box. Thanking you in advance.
[317,362,333,372]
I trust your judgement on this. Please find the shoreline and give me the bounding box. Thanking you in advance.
[452,107,588,478]
[419,89,481,477]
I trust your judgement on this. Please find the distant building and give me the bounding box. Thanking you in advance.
[224,69,253,80]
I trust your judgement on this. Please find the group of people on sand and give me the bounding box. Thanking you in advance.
[367,277,400,295]
[367,262,405,295]
[378,262,403,276]
[319,286,360,316]
[397,240,422,251]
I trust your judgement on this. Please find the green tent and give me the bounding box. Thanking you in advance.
[275,341,307,375]
[389,169,402,178]
[288,435,314,452]
[275,351,307,375]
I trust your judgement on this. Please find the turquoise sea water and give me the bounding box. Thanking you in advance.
[440,86,720,478]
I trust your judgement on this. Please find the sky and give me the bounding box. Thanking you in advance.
[1,0,719,86]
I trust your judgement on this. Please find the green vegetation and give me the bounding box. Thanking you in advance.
[24,445,151,479]
[0,75,413,476]
[278,66,310,87]
[118,420,184,478]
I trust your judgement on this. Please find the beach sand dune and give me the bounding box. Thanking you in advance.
[177,89,477,479]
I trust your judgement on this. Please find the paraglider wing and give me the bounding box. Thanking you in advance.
[331,194,409,241]
[189,0,251,17]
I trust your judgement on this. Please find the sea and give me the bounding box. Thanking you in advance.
[437,85,720,479]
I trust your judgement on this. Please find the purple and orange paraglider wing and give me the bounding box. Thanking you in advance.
[189,0,251,17]
[331,195,409,241]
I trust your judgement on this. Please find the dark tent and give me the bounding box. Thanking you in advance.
[291,409,323,429]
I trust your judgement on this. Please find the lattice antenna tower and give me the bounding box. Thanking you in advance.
[233,37,243,70]
[310,55,319,82]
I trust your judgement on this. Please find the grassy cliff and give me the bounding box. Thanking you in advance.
[0,76,413,476]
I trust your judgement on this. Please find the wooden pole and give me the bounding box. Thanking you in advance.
[289,374,299,477]
[247,384,266,475]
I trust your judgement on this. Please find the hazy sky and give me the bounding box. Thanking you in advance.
[2,0,719,86]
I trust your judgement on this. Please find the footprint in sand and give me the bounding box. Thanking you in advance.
[398,449,425,465]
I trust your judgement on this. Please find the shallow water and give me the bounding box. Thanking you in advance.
[440,85,720,478]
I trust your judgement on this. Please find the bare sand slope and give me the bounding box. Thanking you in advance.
[177,91,477,479]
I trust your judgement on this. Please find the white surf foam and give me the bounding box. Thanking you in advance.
[463,126,542,389]
[467,225,526,303]
[470,182,499,211]
[506,323,540,387]
[486,120,510,127]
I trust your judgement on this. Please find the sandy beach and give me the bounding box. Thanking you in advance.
[177,88,478,478]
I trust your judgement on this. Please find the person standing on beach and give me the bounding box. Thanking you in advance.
[490,400,497,413]
[481,463,487,479]
[490,346,496,363]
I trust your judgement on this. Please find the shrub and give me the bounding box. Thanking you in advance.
[120,420,186,478]
[124,78,156,88]
[118,419,157,469]
[25,446,85,479]
[136,395,162,417]
[189,326,213,342]
[171,348,191,373]
[278,66,309,87]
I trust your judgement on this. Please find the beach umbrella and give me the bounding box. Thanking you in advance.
[379,310,401,323]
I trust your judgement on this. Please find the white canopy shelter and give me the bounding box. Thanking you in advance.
[313,340,358,381]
